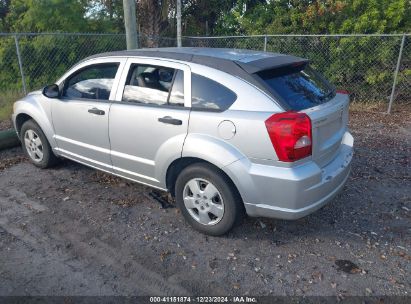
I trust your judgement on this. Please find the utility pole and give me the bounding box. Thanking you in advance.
[123,0,138,49]
[176,0,182,47]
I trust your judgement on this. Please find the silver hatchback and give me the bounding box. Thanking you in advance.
[12,48,353,235]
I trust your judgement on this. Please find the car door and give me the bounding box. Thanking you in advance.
[109,58,191,188]
[52,58,126,171]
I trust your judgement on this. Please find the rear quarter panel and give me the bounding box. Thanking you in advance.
[183,63,283,165]
[186,110,277,162]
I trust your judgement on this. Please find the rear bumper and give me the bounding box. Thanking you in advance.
[225,132,353,220]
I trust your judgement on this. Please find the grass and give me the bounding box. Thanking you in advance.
[349,99,410,113]
[349,100,387,112]
[0,90,23,122]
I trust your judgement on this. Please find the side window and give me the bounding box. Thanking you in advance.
[191,73,237,111]
[63,63,119,100]
[122,64,184,106]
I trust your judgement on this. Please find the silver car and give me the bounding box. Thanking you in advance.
[12,48,353,235]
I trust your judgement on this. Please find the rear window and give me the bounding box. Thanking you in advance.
[257,64,335,111]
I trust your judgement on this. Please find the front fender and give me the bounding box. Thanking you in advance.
[13,93,57,149]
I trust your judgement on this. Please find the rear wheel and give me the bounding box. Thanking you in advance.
[175,163,244,236]
[21,120,58,168]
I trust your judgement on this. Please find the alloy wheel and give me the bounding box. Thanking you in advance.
[183,178,225,225]
[24,129,44,162]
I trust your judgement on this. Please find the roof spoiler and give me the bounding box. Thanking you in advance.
[235,55,309,74]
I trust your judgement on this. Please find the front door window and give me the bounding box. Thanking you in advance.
[63,63,119,100]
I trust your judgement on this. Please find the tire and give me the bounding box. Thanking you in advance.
[175,163,244,236]
[20,119,58,168]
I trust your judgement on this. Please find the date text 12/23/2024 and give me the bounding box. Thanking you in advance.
[149,296,257,303]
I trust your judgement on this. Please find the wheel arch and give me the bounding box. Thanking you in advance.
[15,111,56,149]
[164,133,247,199]
[15,113,33,136]
[13,101,57,149]
[165,157,244,207]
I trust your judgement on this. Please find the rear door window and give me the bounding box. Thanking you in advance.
[122,64,178,106]
[257,64,335,111]
[191,73,237,111]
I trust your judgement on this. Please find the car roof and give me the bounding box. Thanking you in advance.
[135,47,284,63]
[82,47,308,108]
[83,47,307,74]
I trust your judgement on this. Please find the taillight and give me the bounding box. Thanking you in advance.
[265,112,312,162]
[336,89,349,95]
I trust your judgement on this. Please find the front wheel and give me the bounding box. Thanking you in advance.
[20,119,58,168]
[175,163,244,236]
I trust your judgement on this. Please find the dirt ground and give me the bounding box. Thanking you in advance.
[0,105,410,297]
[0,118,12,131]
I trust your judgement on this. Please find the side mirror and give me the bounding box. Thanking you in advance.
[42,84,60,98]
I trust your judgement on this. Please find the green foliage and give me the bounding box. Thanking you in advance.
[1,0,124,33]
[0,1,126,93]
[86,0,124,32]
[213,0,410,101]
[4,0,87,32]
[181,0,239,36]
[0,34,126,92]
[217,0,410,35]
[0,90,22,122]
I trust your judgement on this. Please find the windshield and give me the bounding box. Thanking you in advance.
[257,64,335,111]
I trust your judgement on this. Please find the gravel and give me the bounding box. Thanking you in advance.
[0,105,410,296]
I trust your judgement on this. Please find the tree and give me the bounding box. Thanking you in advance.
[183,0,238,36]
[217,0,411,35]
[0,0,11,31]
[208,0,411,102]
[137,0,171,43]
[86,0,125,32]
[4,0,89,32]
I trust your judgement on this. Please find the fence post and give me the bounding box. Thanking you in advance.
[14,35,27,95]
[387,34,406,114]
[264,35,267,52]
[176,0,182,47]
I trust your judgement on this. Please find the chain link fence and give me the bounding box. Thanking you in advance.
[0,33,128,106]
[396,35,410,104]
[0,33,409,114]
[0,33,178,93]
[185,34,410,112]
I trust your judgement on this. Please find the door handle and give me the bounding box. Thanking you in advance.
[88,107,105,115]
[158,116,182,125]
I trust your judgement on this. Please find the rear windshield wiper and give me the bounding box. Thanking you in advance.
[321,90,335,101]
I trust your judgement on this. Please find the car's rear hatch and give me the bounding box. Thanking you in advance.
[303,94,349,167]
[255,62,349,167]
